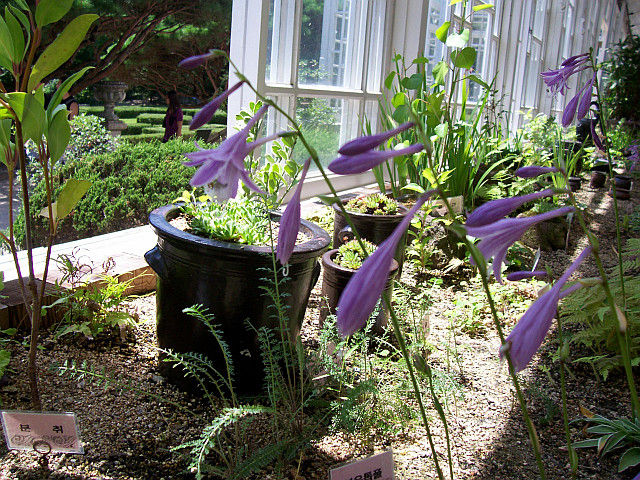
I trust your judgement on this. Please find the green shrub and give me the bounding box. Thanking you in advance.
[15,138,204,247]
[605,35,640,122]
[122,124,143,135]
[81,105,227,124]
[65,114,120,164]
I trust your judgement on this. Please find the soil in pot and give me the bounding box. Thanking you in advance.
[319,248,398,335]
[145,204,330,393]
[332,194,408,272]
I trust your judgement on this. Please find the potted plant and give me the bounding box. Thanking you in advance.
[145,103,330,392]
[320,239,398,334]
[146,195,329,392]
[332,193,408,272]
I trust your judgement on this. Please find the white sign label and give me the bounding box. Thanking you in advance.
[1,410,83,454]
[330,449,394,480]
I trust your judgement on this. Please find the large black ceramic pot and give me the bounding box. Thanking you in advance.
[319,249,398,335]
[332,202,409,273]
[145,204,330,392]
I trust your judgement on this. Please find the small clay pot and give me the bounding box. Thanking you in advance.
[320,249,398,335]
[589,171,606,189]
[614,175,632,190]
[568,176,582,192]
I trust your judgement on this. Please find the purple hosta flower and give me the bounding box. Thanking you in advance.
[501,246,593,372]
[507,270,547,281]
[329,143,424,175]
[338,122,414,156]
[276,157,312,265]
[183,105,280,198]
[190,81,245,131]
[337,191,435,336]
[178,52,215,70]
[541,53,590,95]
[466,188,556,227]
[562,73,596,127]
[466,206,574,283]
[515,166,559,178]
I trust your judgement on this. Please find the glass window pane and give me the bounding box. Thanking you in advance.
[524,41,541,107]
[365,0,386,93]
[292,97,342,168]
[266,0,296,85]
[532,0,547,38]
[468,10,491,102]
[299,0,368,89]
[424,0,448,79]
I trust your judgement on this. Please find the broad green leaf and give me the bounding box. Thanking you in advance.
[4,9,24,62]
[21,93,46,143]
[432,61,448,86]
[384,71,396,89]
[13,0,29,11]
[446,29,470,48]
[435,123,449,138]
[391,91,406,108]
[35,0,74,27]
[473,4,494,11]
[28,14,99,91]
[451,46,477,68]
[619,447,640,472]
[45,178,92,221]
[46,66,93,119]
[0,15,14,64]
[392,104,409,123]
[8,7,29,58]
[401,73,424,90]
[435,21,451,42]
[412,56,428,64]
[449,0,463,4]
[0,118,12,147]
[401,183,425,194]
[46,108,70,162]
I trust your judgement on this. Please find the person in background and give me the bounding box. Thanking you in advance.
[62,89,79,119]
[162,90,183,142]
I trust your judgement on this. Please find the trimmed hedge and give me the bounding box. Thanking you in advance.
[15,138,206,247]
[82,105,227,123]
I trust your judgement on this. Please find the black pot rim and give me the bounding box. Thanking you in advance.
[332,199,409,220]
[149,203,330,260]
[321,248,399,274]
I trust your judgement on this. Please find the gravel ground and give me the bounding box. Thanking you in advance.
[0,176,638,479]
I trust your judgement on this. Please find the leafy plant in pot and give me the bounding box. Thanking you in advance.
[145,107,330,393]
[320,239,398,334]
[332,193,409,273]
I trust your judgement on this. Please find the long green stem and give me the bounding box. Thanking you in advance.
[556,315,577,478]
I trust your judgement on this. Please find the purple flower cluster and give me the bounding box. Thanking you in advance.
[541,53,596,128]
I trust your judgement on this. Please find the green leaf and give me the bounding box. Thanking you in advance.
[317,195,341,206]
[391,91,406,108]
[432,61,447,86]
[412,353,429,375]
[46,108,70,162]
[446,29,470,48]
[384,71,396,89]
[412,56,429,64]
[435,123,449,138]
[44,178,92,221]
[473,4,494,11]
[28,14,99,91]
[0,15,15,64]
[401,73,424,90]
[392,104,409,123]
[4,8,24,62]
[46,66,93,119]
[466,74,489,89]
[35,0,74,27]
[401,183,425,194]
[449,0,463,4]
[435,21,451,42]
[0,118,12,147]
[451,47,477,69]
[619,447,640,472]
[21,93,46,143]
[8,7,29,59]
[13,0,29,11]
[0,349,10,377]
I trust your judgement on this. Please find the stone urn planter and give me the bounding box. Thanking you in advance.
[332,201,409,273]
[93,81,128,136]
[145,204,330,392]
[319,249,399,335]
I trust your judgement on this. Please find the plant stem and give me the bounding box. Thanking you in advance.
[556,317,577,479]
